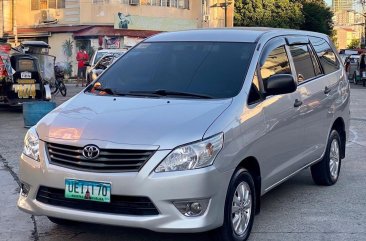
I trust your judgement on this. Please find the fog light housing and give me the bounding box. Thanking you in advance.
[21,182,30,197]
[173,199,210,217]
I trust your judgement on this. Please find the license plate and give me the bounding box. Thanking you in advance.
[12,84,37,99]
[17,79,35,84]
[65,179,111,203]
[21,71,32,79]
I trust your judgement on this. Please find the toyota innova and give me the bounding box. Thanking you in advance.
[18,28,350,241]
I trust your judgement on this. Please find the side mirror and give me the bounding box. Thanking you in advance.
[264,74,297,96]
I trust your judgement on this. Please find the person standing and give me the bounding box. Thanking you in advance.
[76,46,89,87]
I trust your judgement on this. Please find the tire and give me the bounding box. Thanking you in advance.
[48,217,77,226]
[311,130,342,186]
[50,84,58,95]
[59,81,67,97]
[212,169,256,241]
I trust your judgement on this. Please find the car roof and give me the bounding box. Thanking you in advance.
[146,28,329,43]
[21,41,50,48]
[96,49,127,53]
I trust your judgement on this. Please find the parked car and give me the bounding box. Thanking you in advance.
[86,52,123,83]
[18,29,350,241]
[86,49,127,83]
[345,54,360,82]
[346,54,366,86]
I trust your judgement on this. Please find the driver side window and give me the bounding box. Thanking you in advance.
[260,46,292,82]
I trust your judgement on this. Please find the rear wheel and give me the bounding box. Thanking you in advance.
[311,130,342,186]
[212,169,256,241]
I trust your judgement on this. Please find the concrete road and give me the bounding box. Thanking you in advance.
[0,84,365,241]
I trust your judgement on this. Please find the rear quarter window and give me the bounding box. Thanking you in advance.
[18,59,36,71]
[309,37,339,75]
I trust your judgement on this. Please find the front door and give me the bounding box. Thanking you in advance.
[257,38,304,191]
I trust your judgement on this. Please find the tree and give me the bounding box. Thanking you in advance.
[234,0,334,36]
[299,0,334,36]
[347,38,360,49]
[234,0,304,29]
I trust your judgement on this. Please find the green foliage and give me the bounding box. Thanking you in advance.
[234,0,304,29]
[62,39,73,58]
[63,62,73,76]
[299,0,334,35]
[347,38,360,49]
[86,45,95,60]
[234,0,334,36]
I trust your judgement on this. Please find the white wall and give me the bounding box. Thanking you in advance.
[48,33,77,77]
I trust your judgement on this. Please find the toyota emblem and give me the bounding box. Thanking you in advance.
[82,145,100,159]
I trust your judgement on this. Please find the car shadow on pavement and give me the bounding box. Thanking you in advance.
[0,105,22,112]
[42,222,212,241]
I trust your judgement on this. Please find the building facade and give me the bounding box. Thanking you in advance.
[2,0,234,77]
[334,26,357,49]
[332,0,353,12]
[332,0,365,49]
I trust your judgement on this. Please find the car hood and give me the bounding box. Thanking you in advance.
[37,93,232,150]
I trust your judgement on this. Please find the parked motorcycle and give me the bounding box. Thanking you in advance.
[52,65,67,97]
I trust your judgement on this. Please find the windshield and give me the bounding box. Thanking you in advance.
[94,52,106,64]
[89,42,255,99]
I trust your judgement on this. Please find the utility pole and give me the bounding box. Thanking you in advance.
[362,0,366,48]
[221,0,232,27]
[224,0,227,27]
[13,0,17,45]
[0,0,4,38]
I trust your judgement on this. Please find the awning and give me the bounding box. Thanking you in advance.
[4,25,93,38]
[73,26,161,38]
[4,25,160,39]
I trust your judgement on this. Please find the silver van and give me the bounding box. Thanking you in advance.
[18,28,350,241]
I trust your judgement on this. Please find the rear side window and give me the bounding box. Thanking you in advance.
[310,37,339,75]
[289,45,316,83]
[260,46,291,82]
[18,59,36,71]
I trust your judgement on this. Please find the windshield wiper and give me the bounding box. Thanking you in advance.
[128,89,213,99]
[93,87,115,95]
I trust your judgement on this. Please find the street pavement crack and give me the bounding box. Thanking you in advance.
[0,154,21,186]
[0,154,39,241]
[31,216,40,241]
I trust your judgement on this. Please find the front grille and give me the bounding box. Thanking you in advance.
[46,142,155,172]
[36,186,159,216]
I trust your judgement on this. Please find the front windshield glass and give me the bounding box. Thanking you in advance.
[89,42,255,99]
[94,52,106,64]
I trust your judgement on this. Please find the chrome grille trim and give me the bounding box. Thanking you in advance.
[46,143,155,173]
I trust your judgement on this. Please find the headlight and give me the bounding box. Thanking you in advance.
[155,133,224,173]
[23,126,40,161]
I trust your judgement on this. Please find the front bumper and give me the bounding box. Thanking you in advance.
[17,141,232,233]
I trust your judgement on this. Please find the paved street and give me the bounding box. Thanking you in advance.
[0,84,365,241]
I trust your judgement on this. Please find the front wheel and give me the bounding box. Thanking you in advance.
[59,81,67,97]
[212,169,256,241]
[311,130,342,186]
[50,83,58,95]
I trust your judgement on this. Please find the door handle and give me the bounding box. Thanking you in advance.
[324,86,331,94]
[294,99,303,108]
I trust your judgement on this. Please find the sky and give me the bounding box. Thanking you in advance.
[325,0,331,6]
